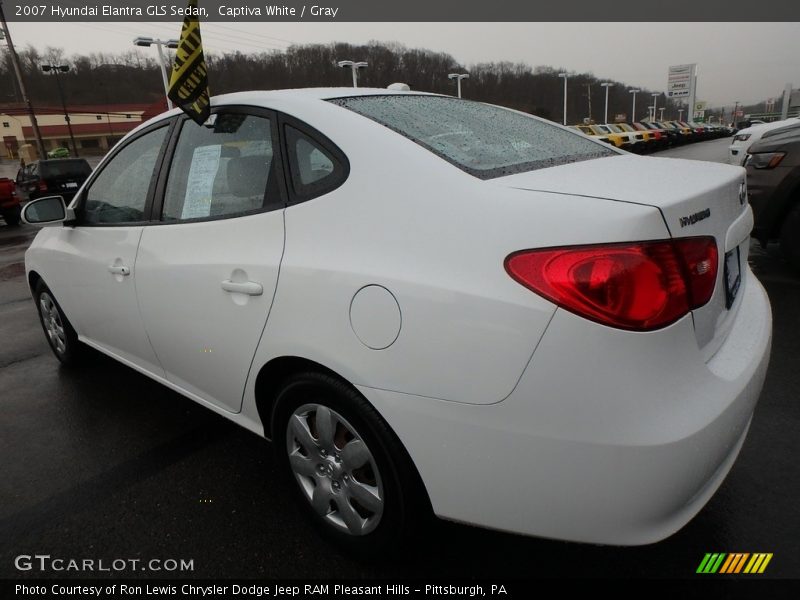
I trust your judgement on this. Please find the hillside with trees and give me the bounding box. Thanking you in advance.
[2,41,702,122]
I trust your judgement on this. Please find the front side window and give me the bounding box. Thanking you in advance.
[329,95,614,179]
[82,126,167,224]
[162,113,276,221]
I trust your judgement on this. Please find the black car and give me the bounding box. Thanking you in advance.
[746,125,800,270]
[16,158,93,203]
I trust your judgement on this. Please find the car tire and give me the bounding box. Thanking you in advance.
[2,207,21,227]
[779,203,800,272]
[34,280,85,367]
[272,371,430,556]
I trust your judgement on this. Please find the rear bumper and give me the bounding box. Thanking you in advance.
[361,268,771,545]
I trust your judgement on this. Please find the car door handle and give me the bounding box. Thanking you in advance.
[108,265,130,276]
[221,280,263,296]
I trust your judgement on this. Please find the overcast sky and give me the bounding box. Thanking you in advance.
[7,21,799,106]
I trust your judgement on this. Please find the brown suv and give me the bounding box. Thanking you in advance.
[746,124,800,270]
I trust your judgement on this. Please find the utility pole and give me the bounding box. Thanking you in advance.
[0,1,45,158]
[558,72,568,125]
[586,83,592,122]
[42,64,78,157]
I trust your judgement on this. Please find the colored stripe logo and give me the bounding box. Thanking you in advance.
[697,553,773,574]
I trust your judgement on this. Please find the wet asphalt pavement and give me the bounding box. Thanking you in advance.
[0,138,798,580]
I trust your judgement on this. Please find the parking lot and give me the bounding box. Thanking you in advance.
[1,137,798,579]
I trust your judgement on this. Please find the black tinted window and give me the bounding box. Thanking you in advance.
[285,125,346,199]
[329,95,614,179]
[41,160,92,179]
[83,127,167,224]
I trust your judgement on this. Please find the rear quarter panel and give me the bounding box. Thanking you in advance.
[241,99,670,407]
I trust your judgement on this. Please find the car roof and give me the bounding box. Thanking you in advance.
[151,87,436,122]
[738,117,800,136]
[215,87,434,102]
[131,87,445,137]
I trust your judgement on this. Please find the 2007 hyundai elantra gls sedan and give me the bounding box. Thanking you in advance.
[22,88,771,551]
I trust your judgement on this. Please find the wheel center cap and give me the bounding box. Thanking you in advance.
[321,454,343,478]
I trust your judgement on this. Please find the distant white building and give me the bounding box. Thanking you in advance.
[0,100,166,159]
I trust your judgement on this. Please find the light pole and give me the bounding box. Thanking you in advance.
[659,107,665,121]
[337,60,368,88]
[41,64,78,157]
[732,101,739,126]
[448,73,469,99]
[133,37,179,109]
[651,92,660,123]
[628,88,640,122]
[678,108,684,121]
[600,82,613,124]
[558,72,568,125]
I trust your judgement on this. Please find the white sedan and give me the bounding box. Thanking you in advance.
[22,88,771,550]
[729,117,800,165]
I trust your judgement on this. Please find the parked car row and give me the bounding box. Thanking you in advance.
[573,120,732,153]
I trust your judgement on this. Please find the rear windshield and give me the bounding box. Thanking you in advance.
[41,160,92,179]
[328,95,614,179]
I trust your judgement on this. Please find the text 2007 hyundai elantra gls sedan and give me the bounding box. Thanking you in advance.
[22,89,771,551]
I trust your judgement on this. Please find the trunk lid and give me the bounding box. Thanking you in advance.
[491,154,751,357]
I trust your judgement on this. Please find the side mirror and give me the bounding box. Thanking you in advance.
[21,196,74,227]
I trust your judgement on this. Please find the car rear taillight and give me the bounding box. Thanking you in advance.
[38,181,48,192]
[505,237,718,331]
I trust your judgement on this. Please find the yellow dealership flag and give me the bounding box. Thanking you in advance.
[168,0,210,124]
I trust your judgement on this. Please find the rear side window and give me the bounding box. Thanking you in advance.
[284,124,347,200]
[162,113,278,221]
[41,160,92,179]
[329,95,614,179]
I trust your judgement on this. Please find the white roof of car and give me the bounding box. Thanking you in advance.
[738,117,800,136]
[213,87,435,104]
